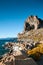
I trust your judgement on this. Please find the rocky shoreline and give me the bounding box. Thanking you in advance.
[0,15,43,65]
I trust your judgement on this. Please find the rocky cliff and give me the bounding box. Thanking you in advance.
[18,15,43,43]
[0,15,43,65]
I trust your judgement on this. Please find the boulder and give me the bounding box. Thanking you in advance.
[24,15,40,32]
[15,58,37,65]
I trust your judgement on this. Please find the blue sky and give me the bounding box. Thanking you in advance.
[0,0,43,38]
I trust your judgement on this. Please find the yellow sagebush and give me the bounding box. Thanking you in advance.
[26,43,43,60]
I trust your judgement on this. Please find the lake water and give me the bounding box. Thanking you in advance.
[0,38,17,55]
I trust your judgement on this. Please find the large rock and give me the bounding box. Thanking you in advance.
[18,16,43,42]
[15,58,37,65]
[24,16,40,31]
[37,55,43,65]
[0,54,15,65]
[24,15,43,32]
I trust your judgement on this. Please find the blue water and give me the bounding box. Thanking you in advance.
[0,38,17,55]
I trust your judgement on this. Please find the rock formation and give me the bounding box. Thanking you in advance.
[24,15,43,32]
[18,15,43,42]
[0,15,43,65]
[0,54,15,65]
[15,58,37,65]
[17,15,43,65]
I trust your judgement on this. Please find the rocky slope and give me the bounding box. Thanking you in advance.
[18,28,43,42]
[0,15,43,65]
[18,15,43,43]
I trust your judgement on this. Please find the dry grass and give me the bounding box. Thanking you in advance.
[26,43,43,60]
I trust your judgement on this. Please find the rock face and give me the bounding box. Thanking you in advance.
[15,58,37,65]
[18,28,43,42]
[0,54,15,65]
[24,15,43,32]
[0,57,37,65]
[18,15,43,42]
[0,15,43,65]
[17,16,43,65]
